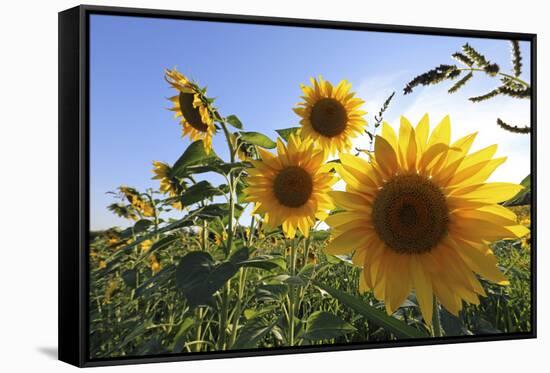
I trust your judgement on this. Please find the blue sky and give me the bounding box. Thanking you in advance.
[90,14,531,230]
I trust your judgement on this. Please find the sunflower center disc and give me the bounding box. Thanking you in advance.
[178,92,209,132]
[310,98,348,137]
[273,166,313,208]
[372,174,449,254]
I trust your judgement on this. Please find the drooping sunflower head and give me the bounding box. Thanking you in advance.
[107,203,138,221]
[149,254,161,274]
[325,114,529,323]
[244,135,337,238]
[152,161,183,210]
[165,68,216,153]
[119,186,155,217]
[293,76,367,156]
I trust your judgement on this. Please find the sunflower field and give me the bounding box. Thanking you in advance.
[89,52,532,358]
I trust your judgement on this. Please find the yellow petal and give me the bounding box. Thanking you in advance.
[325,228,372,255]
[415,114,430,153]
[427,115,451,147]
[410,256,433,325]
[374,135,398,178]
[381,122,398,150]
[329,191,371,212]
[452,182,523,203]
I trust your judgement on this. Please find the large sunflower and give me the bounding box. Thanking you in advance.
[325,114,529,323]
[293,77,367,156]
[165,68,216,153]
[152,161,183,210]
[244,135,336,238]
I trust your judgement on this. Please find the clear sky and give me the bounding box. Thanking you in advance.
[89,14,531,230]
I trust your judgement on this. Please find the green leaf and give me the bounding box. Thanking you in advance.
[134,264,176,298]
[228,246,250,263]
[238,255,286,271]
[170,140,219,178]
[226,115,243,129]
[140,234,179,259]
[503,174,531,206]
[314,281,428,339]
[243,306,277,320]
[133,219,153,234]
[255,284,288,301]
[180,180,223,206]
[171,317,195,352]
[310,230,330,241]
[175,251,241,307]
[185,161,246,177]
[439,308,471,337]
[232,317,279,350]
[275,127,300,142]
[239,131,276,149]
[300,311,356,340]
[121,269,137,288]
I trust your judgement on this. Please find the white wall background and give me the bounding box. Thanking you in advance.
[0,0,547,371]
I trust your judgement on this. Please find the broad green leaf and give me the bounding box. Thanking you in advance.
[275,127,300,142]
[310,230,330,241]
[300,311,356,340]
[255,284,288,301]
[226,115,243,129]
[175,251,241,307]
[243,306,277,320]
[239,131,276,149]
[171,318,195,352]
[180,180,223,206]
[232,317,279,350]
[228,246,250,263]
[314,281,428,339]
[503,174,531,206]
[185,161,246,176]
[171,140,219,178]
[133,219,153,233]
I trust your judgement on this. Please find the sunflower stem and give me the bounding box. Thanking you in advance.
[432,297,443,337]
[219,119,236,258]
[289,237,298,346]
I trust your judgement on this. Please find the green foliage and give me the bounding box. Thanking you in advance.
[276,127,300,142]
[300,311,356,340]
[314,281,428,339]
[225,115,243,129]
[238,131,277,149]
[171,140,219,178]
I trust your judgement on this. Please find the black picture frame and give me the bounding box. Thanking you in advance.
[58,4,537,367]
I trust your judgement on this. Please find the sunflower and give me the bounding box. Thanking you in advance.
[325,114,529,323]
[152,161,183,210]
[244,135,336,238]
[149,254,161,275]
[139,239,154,254]
[293,77,367,156]
[107,203,138,221]
[165,68,216,153]
[119,186,155,218]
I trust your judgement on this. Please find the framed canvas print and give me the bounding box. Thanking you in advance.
[58,5,537,367]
